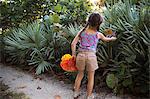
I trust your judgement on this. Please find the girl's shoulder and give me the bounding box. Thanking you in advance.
[96,31,101,36]
[96,32,104,39]
[96,31,102,34]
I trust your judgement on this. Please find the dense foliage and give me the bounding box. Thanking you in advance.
[0,0,47,30]
[0,0,149,96]
[0,0,92,72]
[0,0,92,30]
[98,0,149,95]
[4,21,70,74]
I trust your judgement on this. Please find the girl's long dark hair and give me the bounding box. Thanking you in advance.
[79,13,103,36]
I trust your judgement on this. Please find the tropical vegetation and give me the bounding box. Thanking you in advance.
[0,0,149,96]
[98,0,149,95]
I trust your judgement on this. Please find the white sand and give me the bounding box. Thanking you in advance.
[0,64,73,99]
[0,64,134,99]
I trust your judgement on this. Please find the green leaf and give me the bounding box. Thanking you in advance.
[125,55,136,63]
[36,61,51,75]
[50,14,60,23]
[54,4,62,12]
[122,78,132,87]
[106,73,118,89]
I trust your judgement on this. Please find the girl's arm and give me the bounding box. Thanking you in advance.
[97,33,116,42]
[71,30,81,56]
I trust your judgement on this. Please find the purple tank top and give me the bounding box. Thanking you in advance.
[78,31,99,52]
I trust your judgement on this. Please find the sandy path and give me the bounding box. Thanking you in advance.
[0,64,135,99]
[0,64,74,99]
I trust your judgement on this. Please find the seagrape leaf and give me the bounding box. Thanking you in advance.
[106,73,118,89]
[50,14,60,23]
[54,4,62,12]
[122,78,132,87]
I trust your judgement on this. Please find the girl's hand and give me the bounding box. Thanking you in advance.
[111,37,117,41]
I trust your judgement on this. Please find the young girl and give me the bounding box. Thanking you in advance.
[71,13,116,99]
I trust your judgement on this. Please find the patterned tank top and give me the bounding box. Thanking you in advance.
[78,31,99,52]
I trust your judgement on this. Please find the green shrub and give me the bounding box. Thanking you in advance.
[97,0,149,95]
[4,21,70,74]
[0,0,92,31]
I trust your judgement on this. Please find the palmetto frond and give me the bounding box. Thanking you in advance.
[98,0,149,94]
[67,23,83,37]
[63,23,83,42]
[4,21,57,74]
[139,25,150,46]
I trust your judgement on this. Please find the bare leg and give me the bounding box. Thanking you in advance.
[87,71,95,97]
[74,71,84,92]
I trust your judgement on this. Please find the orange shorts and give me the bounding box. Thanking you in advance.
[76,51,98,71]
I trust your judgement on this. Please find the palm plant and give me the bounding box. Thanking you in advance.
[4,22,46,70]
[43,21,70,64]
[28,21,70,74]
[4,21,70,74]
[96,0,149,94]
[4,28,29,64]
[139,26,150,65]
[63,22,83,42]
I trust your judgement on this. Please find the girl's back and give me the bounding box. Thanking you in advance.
[79,28,99,52]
